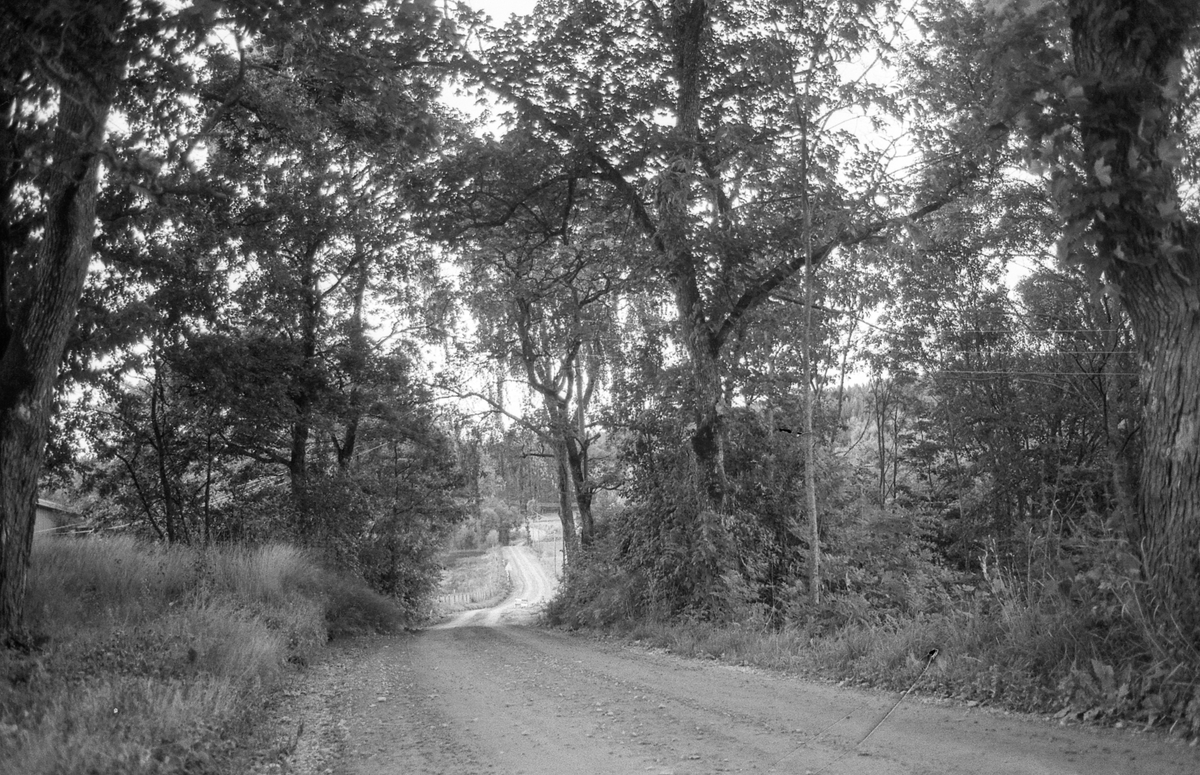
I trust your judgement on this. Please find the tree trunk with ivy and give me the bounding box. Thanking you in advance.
[1066,0,1200,640]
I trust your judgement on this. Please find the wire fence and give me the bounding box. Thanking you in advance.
[435,548,511,612]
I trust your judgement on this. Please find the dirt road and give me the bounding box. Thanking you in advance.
[433,545,556,629]
[281,544,1198,775]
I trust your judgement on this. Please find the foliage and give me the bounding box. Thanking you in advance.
[291,464,465,617]
[917,0,1200,647]
[553,401,827,621]
[443,0,974,550]
[1,0,462,635]
[557,511,1200,737]
[8,0,1200,741]
[59,14,471,598]
[65,337,466,610]
[862,178,1140,574]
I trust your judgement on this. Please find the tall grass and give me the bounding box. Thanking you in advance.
[608,579,1197,734]
[0,535,404,775]
[617,598,1079,710]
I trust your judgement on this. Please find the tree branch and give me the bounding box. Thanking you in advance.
[453,49,662,244]
[713,195,950,348]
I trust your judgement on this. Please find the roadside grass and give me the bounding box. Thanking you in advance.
[569,584,1199,738]
[544,507,1200,738]
[434,547,511,614]
[613,604,1076,709]
[0,535,404,775]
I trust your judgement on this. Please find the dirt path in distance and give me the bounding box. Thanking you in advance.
[273,544,1199,775]
[433,544,555,629]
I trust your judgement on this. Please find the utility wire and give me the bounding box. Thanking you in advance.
[854,648,940,748]
[808,648,939,775]
[767,648,940,773]
[931,374,1137,379]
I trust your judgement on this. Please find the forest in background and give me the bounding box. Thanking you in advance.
[3,0,1199,735]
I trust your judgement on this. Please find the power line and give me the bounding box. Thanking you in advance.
[935,350,1135,355]
[932,370,1139,377]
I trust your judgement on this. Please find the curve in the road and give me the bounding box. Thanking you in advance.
[431,544,556,629]
[299,543,1199,775]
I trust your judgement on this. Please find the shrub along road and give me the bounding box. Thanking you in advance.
[273,545,1198,774]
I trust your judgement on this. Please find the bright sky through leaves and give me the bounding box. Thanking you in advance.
[468,0,537,23]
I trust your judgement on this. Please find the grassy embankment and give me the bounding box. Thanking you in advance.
[549,562,1200,739]
[605,595,1087,711]
[0,535,404,774]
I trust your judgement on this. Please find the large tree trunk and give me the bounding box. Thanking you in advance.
[1121,260,1200,640]
[544,401,585,560]
[1067,0,1200,640]
[0,0,127,636]
[571,353,596,545]
[660,0,729,514]
[680,322,729,511]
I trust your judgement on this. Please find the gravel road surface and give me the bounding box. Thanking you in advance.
[271,544,1199,775]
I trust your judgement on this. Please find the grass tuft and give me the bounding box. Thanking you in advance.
[1,534,404,774]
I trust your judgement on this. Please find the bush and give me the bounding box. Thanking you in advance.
[290,472,463,618]
[546,545,650,628]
